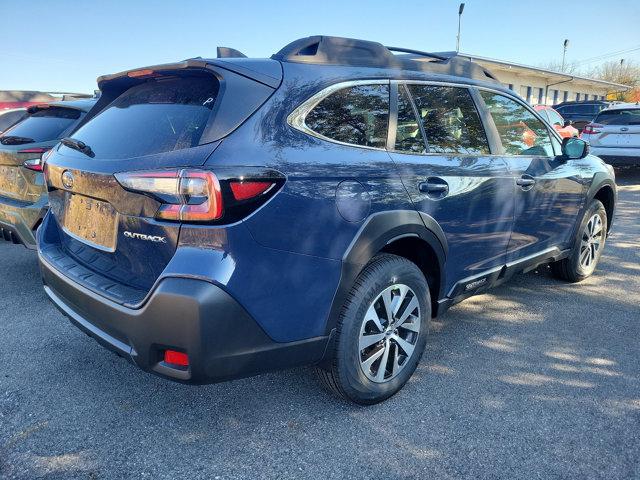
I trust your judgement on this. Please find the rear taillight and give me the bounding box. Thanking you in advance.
[582,123,603,135]
[115,168,283,223]
[20,147,52,171]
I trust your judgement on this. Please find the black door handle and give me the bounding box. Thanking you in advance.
[516,175,536,189]
[418,178,449,197]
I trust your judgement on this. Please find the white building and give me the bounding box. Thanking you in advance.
[458,53,629,105]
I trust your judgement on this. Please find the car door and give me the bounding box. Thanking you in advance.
[388,82,514,297]
[477,90,587,263]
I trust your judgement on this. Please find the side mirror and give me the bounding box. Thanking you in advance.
[562,137,589,160]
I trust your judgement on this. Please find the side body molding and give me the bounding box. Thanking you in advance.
[324,210,448,336]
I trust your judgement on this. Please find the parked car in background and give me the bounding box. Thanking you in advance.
[0,99,96,248]
[534,105,578,138]
[37,36,616,404]
[581,103,640,166]
[553,100,613,132]
[0,90,93,110]
[0,108,27,134]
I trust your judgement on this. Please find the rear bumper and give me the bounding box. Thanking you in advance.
[0,194,47,249]
[39,253,331,384]
[590,147,640,166]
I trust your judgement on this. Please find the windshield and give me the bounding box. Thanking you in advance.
[595,109,640,126]
[1,107,81,142]
[66,75,219,159]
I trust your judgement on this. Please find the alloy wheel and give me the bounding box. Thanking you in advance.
[358,284,421,383]
[580,213,604,270]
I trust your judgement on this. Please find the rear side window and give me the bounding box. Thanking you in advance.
[67,75,219,159]
[394,85,426,153]
[1,107,81,142]
[595,109,640,125]
[304,84,389,148]
[408,85,490,155]
[480,91,554,157]
[0,110,27,132]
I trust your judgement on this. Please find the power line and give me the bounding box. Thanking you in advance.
[575,45,640,66]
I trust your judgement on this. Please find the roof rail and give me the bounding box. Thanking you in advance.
[271,36,499,83]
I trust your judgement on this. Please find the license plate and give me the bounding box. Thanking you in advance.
[61,194,118,252]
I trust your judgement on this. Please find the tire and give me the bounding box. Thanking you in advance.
[551,199,607,282]
[316,254,430,405]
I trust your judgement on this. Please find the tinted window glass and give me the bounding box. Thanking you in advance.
[480,91,554,156]
[546,108,564,126]
[305,84,389,148]
[595,109,640,125]
[394,85,426,153]
[0,110,27,132]
[1,107,81,142]
[68,76,218,159]
[408,85,489,155]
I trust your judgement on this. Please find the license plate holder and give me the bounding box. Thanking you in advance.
[61,194,118,252]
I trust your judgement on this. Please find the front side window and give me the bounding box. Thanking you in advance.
[480,91,554,156]
[305,84,389,148]
[546,109,564,126]
[408,85,490,155]
[66,75,219,159]
[394,85,426,153]
[1,107,81,143]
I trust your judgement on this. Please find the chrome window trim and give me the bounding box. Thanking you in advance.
[287,79,390,152]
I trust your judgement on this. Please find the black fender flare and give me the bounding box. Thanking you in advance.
[323,210,447,336]
[585,174,617,229]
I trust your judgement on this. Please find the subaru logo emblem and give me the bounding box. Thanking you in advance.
[620,127,629,132]
[61,170,74,189]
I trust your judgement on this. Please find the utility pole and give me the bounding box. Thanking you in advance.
[456,3,465,53]
[561,39,569,71]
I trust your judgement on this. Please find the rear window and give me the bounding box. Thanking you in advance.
[304,84,389,149]
[1,107,81,142]
[595,109,640,125]
[66,75,219,159]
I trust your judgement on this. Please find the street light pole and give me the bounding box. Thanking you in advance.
[561,39,569,71]
[456,3,465,53]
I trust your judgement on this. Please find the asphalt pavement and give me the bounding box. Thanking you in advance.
[1,168,639,480]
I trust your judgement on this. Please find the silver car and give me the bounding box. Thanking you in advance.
[582,103,640,166]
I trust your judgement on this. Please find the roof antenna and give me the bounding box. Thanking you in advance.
[217,47,247,59]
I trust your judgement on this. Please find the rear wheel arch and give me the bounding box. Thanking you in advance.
[323,210,447,337]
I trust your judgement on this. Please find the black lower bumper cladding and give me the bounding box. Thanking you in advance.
[39,254,330,384]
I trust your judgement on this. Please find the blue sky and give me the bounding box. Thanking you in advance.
[1,0,639,93]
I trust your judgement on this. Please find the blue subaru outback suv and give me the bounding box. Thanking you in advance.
[37,36,616,404]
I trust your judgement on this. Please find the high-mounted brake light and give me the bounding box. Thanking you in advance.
[115,169,223,222]
[127,69,155,78]
[20,147,52,171]
[582,123,603,135]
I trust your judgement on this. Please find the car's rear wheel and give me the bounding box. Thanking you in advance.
[551,199,607,282]
[316,254,430,404]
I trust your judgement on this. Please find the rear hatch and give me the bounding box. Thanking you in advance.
[587,108,640,148]
[42,61,280,299]
[0,106,84,202]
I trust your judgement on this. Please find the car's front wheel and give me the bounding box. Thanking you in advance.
[551,199,607,282]
[316,254,430,404]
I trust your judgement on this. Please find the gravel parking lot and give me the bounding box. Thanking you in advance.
[1,168,638,480]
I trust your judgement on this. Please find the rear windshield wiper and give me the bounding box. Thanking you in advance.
[0,135,35,145]
[61,137,94,158]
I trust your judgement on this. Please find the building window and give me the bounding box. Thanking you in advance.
[526,86,532,103]
[552,89,559,105]
[508,84,514,91]
[538,88,544,105]
[576,93,581,101]
[563,91,569,102]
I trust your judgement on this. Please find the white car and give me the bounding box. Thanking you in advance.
[0,108,27,134]
[581,103,640,166]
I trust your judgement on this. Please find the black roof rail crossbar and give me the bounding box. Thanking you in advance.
[217,47,247,59]
[271,36,500,83]
[385,46,448,61]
